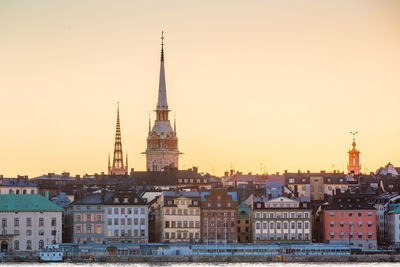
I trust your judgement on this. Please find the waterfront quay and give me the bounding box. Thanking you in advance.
[2,242,399,263]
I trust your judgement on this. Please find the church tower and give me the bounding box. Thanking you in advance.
[144,32,179,171]
[347,131,361,175]
[108,103,128,175]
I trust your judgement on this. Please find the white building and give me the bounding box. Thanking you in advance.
[0,194,62,253]
[104,192,149,243]
[252,196,312,242]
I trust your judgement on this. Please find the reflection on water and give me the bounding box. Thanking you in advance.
[2,263,400,267]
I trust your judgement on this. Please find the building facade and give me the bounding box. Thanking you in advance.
[144,34,179,171]
[0,194,62,253]
[154,191,201,242]
[104,191,148,243]
[0,176,38,195]
[252,196,312,242]
[320,191,377,250]
[237,201,250,243]
[201,189,238,243]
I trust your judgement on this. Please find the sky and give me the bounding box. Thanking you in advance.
[1,0,400,177]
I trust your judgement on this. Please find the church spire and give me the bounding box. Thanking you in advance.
[109,103,127,175]
[157,31,168,113]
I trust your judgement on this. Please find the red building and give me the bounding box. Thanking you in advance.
[201,188,238,243]
[320,190,377,250]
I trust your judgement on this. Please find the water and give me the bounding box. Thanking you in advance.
[1,264,400,267]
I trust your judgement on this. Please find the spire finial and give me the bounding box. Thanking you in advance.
[161,31,165,62]
[350,131,358,147]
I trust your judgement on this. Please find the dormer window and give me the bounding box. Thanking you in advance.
[289,178,295,184]
[134,198,138,203]
[114,198,119,203]
[328,178,331,182]
[123,198,128,203]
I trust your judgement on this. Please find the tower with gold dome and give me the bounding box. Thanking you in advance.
[144,33,180,171]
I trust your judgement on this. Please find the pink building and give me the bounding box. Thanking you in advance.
[320,191,377,250]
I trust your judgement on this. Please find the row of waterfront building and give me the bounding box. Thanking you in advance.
[0,162,400,254]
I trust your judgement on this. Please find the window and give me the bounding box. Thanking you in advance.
[107,219,112,225]
[39,218,44,227]
[358,221,362,227]
[26,240,32,250]
[39,240,44,249]
[298,222,302,229]
[1,218,7,227]
[108,208,112,214]
[284,222,288,229]
[114,208,119,214]
[76,215,81,222]
[358,212,362,217]
[330,212,334,217]
[76,225,81,233]
[128,208,132,214]
[368,221,372,227]
[96,226,101,234]
[14,240,19,250]
[305,222,309,229]
[348,212,353,217]
[114,229,119,237]
[358,232,362,238]
[26,218,32,227]
[330,221,334,227]
[96,215,101,222]
[330,232,334,239]
[277,222,281,229]
[340,221,344,227]
[51,217,57,226]
[39,229,44,236]
[127,218,132,225]
[114,218,118,225]
[141,208,145,214]
[291,222,295,229]
[165,221,170,228]
[368,232,372,238]
[121,208,125,214]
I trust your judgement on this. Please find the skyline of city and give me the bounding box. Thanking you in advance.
[1,1,400,177]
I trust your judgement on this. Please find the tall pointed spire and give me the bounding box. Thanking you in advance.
[144,32,180,172]
[148,112,151,134]
[157,31,168,112]
[109,103,128,175]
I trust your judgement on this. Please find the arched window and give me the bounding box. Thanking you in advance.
[16,190,20,194]
[23,189,27,194]
[14,240,19,250]
[26,240,32,250]
[39,240,44,249]
[9,189,14,194]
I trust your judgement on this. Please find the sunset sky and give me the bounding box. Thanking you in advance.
[1,0,400,177]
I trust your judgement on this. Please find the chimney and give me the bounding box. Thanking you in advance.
[321,170,326,174]
[224,171,229,177]
[298,170,301,173]
[307,170,310,174]
[284,170,288,174]
[276,172,279,175]
[193,167,198,174]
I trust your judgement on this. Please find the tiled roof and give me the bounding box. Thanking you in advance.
[0,194,63,212]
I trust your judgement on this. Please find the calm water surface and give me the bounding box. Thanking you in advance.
[2,264,400,267]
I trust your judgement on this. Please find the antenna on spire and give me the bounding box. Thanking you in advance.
[161,31,165,62]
